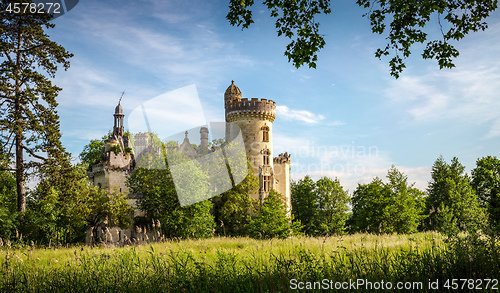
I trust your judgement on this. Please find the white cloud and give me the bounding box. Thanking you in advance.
[384,21,500,137]
[276,105,325,124]
[485,118,500,139]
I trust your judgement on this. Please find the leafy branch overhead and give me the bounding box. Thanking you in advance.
[226,0,498,78]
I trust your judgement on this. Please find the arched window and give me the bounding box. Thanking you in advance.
[261,126,269,142]
[263,149,270,165]
[263,176,271,192]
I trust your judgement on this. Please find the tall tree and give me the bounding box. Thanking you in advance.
[226,0,498,77]
[350,166,425,234]
[291,175,318,235]
[0,1,73,212]
[247,188,291,239]
[315,176,349,235]
[127,148,214,239]
[426,156,485,234]
[471,156,500,232]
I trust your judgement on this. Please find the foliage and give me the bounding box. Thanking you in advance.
[199,138,258,236]
[21,157,133,245]
[0,168,17,240]
[86,188,133,230]
[79,139,105,167]
[291,176,349,235]
[1,232,499,292]
[23,160,88,244]
[350,166,425,234]
[315,177,350,235]
[228,0,330,70]
[247,189,291,239]
[471,156,500,233]
[425,156,486,235]
[226,0,498,78]
[212,173,259,236]
[109,144,121,155]
[291,175,317,235]
[0,0,73,212]
[127,149,214,239]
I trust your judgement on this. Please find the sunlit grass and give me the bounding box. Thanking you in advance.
[0,232,497,292]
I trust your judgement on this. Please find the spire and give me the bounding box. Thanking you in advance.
[224,80,242,106]
[113,94,125,137]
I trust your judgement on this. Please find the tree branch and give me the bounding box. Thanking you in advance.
[22,145,46,161]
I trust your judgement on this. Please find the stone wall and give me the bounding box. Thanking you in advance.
[273,158,292,214]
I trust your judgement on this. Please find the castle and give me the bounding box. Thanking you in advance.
[86,81,291,242]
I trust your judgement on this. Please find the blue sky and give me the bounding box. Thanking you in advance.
[48,0,500,192]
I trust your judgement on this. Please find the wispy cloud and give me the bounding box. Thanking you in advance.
[276,105,325,124]
[485,119,500,139]
[384,22,500,139]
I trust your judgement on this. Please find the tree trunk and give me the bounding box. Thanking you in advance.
[15,27,25,212]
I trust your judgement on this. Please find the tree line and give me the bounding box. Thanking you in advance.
[292,155,500,237]
[1,1,499,245]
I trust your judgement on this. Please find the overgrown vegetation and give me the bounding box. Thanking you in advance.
[0,232,498,292]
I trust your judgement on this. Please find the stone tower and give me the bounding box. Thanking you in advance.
[224,80,291,206]
[88,100,133,194]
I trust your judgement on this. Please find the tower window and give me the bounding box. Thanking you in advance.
[263,149,270,165]
[263,176,271,192]
[262,126,269,142]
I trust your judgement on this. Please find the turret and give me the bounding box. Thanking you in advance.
[200,126,209,150]
[113,101,124,137]
[223,81,276,203]
[224,80,242,106]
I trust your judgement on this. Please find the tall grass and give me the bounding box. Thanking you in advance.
[0,232,498,292]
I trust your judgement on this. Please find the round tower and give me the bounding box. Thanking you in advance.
[113,102,124,137]
[224,81,276,202]
[200,126,209,150]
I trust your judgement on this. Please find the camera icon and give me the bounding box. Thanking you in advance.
[128,85,249,207]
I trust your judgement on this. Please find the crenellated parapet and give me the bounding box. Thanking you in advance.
[225,98,276,122]
[274,152,291,164]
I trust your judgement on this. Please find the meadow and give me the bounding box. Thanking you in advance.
[1,232,498,292]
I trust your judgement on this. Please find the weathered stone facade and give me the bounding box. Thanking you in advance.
[224,81,291,209]
[86,81,292,244]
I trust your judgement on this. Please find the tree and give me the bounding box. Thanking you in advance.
[385,166,426,233]
[85,187,133,233]
[212,172,259,236]
[79,139,105,168]
[291,175,318,235]
[291,175,350,235]
[0,164,17,240]
[426,156,486,234]
[350,177,391,233]
[127,148,214,239]
[471,156,500,232]
[0,1,73,212]
[315,177,350,235]
[350,166,425,234]
[247,189,291,239]
[226,0,498,78]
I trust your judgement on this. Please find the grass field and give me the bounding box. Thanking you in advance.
[1,232,498,292]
